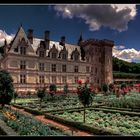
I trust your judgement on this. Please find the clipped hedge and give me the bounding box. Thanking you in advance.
[88,107,140,117]
[23,107,43,115]
[0,120,19,136]
[45,113,124,136]
[100,106,140,112]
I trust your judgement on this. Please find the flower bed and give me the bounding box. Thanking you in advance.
[48,109,140,136]
[0,108,74,136]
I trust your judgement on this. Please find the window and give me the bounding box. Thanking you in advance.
[52,76,56,83]
[74,76,78,83]
[52,52,57,59]
[52,64,56,72]
[95,67,97,74]
[62,76,67,83]
[62,64,67,72]
[99,57,101,63]
[74,54,79,61]
[20,46,26,55]
[20,60,26,70]
[86,66,90,73]
[20,74,26,84]
[39,50,45,57]
[91,66,93,73]
[39,63,45,71]
[62,53,67,60]
[74,66,78,73]
[39,75,44,84]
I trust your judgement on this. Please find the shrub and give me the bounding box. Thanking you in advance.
[77,80,93,123]
[36,87,46,109]
[49,84,57,98]
[0,70,15,109]
[102,84,108,95]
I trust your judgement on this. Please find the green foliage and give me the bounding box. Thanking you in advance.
[0,70,15,108]
[121,83,127,89]
[102,84,108,94]
[37,88,46,100]
[113,57,140,74]
[0,108,72,136]
[77,83,93,107]
[49,84,57,92]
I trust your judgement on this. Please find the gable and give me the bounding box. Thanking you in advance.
[8,27,34,55]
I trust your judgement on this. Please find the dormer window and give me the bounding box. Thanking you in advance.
[39,50,45,57]
[20,46,26,55]
[74,54,79,61]
[52,52,57,59]
[62,53,67,60]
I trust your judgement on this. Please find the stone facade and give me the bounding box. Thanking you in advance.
[0,26,114,93]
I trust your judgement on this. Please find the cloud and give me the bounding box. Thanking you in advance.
[113,46,140,63]
[0,30,14,47]
[54,4,137,32]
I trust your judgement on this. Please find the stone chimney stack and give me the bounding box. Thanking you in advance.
[59,36,65,46]
[45,30,50,41]
[44,30,50,49]
[27,29,33,44]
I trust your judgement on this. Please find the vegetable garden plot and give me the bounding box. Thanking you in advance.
[0,108,74,136]
[53,109,140,136]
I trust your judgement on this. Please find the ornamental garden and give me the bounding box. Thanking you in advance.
[0,70,140,136]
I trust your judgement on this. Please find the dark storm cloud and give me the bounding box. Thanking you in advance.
[54,5,137,32]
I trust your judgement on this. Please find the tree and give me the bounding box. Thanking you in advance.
[37,87,46,109]
[0,70,15,109]
[77,80,93,123]
[102,83,108,95]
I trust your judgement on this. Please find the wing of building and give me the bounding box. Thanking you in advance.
[0,25,114,94]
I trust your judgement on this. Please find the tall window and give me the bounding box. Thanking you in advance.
[39,75,45,84]
[52,76,56,83]
[20,46,26,55]
[95,67,97,74]
[74,76,78,83]
[20,74,26,84]
[62,76,67,83]
[20,60,26,70]
[39,50,45,57]
[62,64,67,72]
[52,52,57,59]
[62,53,67,60]
[39,63,45,71]
[86,66,90,73]
[74,66,78,73]
[52,64,56,72]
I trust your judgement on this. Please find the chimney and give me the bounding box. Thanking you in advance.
[44,30,50,41]
[44,30,50,49]
[27,29,33,44]
[59,36,65,46]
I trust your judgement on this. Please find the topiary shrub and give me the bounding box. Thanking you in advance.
[49,84,57,98]
[36,87,46,109]
[77,80,93,123]
[102,83,108,95]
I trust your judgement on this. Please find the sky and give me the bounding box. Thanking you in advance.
[0,4,140,63]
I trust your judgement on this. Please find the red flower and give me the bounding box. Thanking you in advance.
[77,80,82,85]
